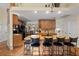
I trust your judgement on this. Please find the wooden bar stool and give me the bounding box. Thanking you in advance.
[53,37,65,56]
[43,37,53,56]
[24,40,31,55]
[31,38,40,56]
[64,37,78,56]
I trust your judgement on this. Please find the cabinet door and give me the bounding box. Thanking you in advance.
[13,34,23,47]
[13,14,19,25]
[10,3,16,7]
[39,19,56,31]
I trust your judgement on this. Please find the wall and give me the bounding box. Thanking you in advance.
[0,7,3,42]
[61,15,79,36]
[0,3,9,42]
[64,15,79,47]
[0,3,13,50]
[56,15,79,47]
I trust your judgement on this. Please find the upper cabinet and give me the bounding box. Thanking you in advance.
[13,14,19,25]
[39,19,56,31]
[10,3,16,7]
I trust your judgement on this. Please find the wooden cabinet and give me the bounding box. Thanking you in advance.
[13,14,19,25]
[13,34,23,48]
[39,19,56,31]
[10,3,16,7]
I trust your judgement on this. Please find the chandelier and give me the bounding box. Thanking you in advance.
[45,3,60,12]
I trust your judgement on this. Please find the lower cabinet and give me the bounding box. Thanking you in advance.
[13,34,23,48]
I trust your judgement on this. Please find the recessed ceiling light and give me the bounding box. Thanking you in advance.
[34,11,38,14]
[58,11,61,14]
[46,11,50,14]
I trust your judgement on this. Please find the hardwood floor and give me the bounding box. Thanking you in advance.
[0,41,79,56]
[0,41,24,56]
[0,41,10,56]
[24,44,79,56]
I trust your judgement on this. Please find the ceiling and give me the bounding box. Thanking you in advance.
[16,3,79,8]
[12,3,79,21]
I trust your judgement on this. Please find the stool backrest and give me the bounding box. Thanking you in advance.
[24,40,31,44]
[31,38,39,43]
[69,37,78,43]
[45,38,52,43]
[57,37,65,42]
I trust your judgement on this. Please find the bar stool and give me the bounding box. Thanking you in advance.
[53,37,65,56]
[24,40,31,55]
[64,37,78,56]
[63,36,72,56]
[43,37,53,56]
[31,38,40,56]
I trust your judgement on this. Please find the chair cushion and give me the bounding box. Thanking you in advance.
[43,42,52,47]
[53,42,63,46]
[64,42,75,46]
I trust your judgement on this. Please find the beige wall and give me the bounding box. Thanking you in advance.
[56,15,79,47]
[0,7,8,42]
[0,8,3,42]
[0,3,12,49]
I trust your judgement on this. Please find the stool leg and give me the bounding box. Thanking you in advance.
[75,47,76,56]
[53,46,56,56]
[28,45,30,55]
[72,46,76,56]
[39,47,40,56]
[31,47,40,56]
[43,47,50,56]
[52,46,54,56]
[48,47,49,56]
[50,46,53,56]
[42,47,43,56]
[69,46,71,56]
[65,45,67,56]
[42,46,45,56]
[75,44,77,56]
[62,46,64,56]
[24,45,26,55]
[32,47,33,56]
[66,45,68,56]
[70,46,72,56]
[31,47,32,56]
[52,46,54,55]
[49,47,51,56]
[56,46,58,56]
[58,46,59,56]
[67,46,69,56]
[68,46,71,56]
[56,46,57,56]
[58,47,59,56]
